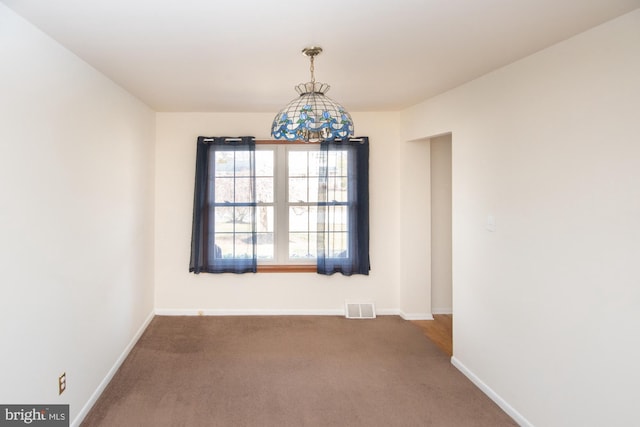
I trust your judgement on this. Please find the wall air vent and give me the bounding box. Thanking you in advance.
[345,301,376,319]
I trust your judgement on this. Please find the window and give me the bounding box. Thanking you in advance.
[190,137,369,275]
[252,145,351,264]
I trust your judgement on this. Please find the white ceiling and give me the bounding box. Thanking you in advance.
[3,0,639,112]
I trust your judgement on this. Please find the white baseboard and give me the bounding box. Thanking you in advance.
[451,356,532,427]
[72,310,155,427]
[154,308,435,321]
[154,308,344,316]
[374,308,402,317]
[399,311,434,320]
[431,308,453,315]
[154,308,427,319]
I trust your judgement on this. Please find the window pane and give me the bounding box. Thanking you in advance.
[256,150,273,176]
[235,178,253,203]
[234,151,252,177]
[289,206,309,232]
[255,206,274,258]
[257,233,273,259]
[308,151,322,176]
[234,207,253,231]
[331,150,348,176]
[289,207,318,232]
[234,233,253,258]
[214,178,234,203]
[289,232,317,259]
[207,236,224,262]
[288,151,308,177]
[307,177,319,202]
[318,206,348,234]
[308,207,318,232]
[214,152,235,177]
[214,207,234,232]
[289,178,307,202]
[256,206,273,232]
[327,177,347,202]
[214,233,234,258]
[326,232,348,258]
[256,177,273,203]
[215,207,253,232]
[328,205,348,231]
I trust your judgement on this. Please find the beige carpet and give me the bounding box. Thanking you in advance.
[81,316,516,426]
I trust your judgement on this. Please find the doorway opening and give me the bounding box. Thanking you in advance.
[414,133,452,356]
[430,134,452,316]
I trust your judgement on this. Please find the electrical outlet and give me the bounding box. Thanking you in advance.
[58,372,66,395]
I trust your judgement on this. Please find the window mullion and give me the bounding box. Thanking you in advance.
[275,146,289,264]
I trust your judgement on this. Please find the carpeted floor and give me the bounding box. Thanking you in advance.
[81,316,516,426]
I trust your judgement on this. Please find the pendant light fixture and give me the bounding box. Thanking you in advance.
[271,47,354,142]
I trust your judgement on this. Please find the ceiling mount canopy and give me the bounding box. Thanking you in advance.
[271,46,354,143]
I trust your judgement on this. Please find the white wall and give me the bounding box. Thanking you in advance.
[398,138,432,318]
[401,9,640,426]
[154,112,430,318]
[0,4,155,425]
[430,135,452,314]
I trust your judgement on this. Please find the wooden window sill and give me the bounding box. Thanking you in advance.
[257,265,316,273]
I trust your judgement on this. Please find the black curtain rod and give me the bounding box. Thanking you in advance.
[202,137,365,143]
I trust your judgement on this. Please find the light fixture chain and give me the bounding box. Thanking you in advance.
[310,55,315,83]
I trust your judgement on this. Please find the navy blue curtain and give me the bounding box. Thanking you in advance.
[189,136,257,274]
[317,137,370,275]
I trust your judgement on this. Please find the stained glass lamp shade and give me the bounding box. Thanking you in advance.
[271,47,354,142]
